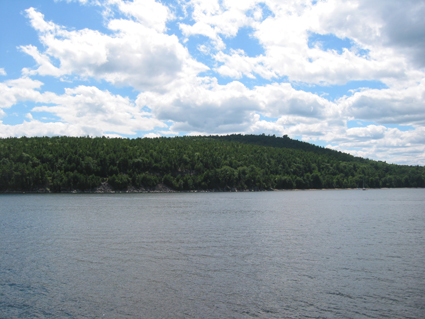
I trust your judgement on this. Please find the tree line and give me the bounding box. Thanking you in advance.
[0,135,424,192]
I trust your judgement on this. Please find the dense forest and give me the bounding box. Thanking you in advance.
[1,134,424,193]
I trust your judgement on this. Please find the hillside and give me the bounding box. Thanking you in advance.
[0,135,424,193]
[209,134,366,162]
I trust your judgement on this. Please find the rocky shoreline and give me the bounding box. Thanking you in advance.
[1,182,409,194]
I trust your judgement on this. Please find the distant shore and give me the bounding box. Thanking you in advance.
[1,184,421,194]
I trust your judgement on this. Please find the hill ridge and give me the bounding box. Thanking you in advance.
[0,135,424,192]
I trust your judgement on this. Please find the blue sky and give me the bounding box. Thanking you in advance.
[1,0,425,165]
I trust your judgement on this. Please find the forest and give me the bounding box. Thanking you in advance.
[0,134,424,193]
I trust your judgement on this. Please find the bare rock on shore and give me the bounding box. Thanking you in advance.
[153,183,175,193]
[95,182,114,193]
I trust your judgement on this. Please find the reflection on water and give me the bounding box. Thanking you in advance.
[1,189,424,318]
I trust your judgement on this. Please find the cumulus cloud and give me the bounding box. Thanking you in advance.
[326,125,425,165]
[0,77,43,109]
[0,121,86,138]
[342,79,425,126]
[136,76,344,136]
[0,69,6,76]
[20,45,63,77]
[356,0,425,68]
[31,85,167,135]
[144,132,161,138]
[0,76,167,136]
[254,83,338,119]
[21,7,208,91]
[179,0,260,49]
[245,114,337,139]
[137,78,260,133]
[214,50,276,80]
[113,0,172,32]
[177,0,423,88]
[346,125,387,140]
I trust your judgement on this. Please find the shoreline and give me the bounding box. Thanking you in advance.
[1,186,422,194]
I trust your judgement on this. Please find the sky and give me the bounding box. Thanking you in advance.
[0,0,424,165]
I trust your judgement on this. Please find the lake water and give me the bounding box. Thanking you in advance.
[1,189,424,318]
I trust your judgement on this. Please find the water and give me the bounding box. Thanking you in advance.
[1,189,424,318]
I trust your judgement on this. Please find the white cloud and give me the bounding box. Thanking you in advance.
[144,132,161,138]
[247,118,284,136]
[26,7,59,33]
[204,0,414,86]
[0,76,167,136]
[0,121,85,138]
[31,85,167,135]
[346,125,387,140]
[179,0,260,49]
[355,0,425,68]
[22,7,208,91]
[326,125,425,165]
[20,45,63,77]
[342,79,425,126]
[137,77,342,136]
[177,0,422,88]
[0,69,6,76]
[180,21,225,49]
[112,0,172,32]
[214,50,275,80]
[137,77,260,133]
[0,77,43,109]
[254,83,338,119]
[244,114,344,143]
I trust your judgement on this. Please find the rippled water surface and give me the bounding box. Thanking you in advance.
[1,189,425,318]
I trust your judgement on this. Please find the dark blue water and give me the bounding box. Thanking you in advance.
[1,189,424,318]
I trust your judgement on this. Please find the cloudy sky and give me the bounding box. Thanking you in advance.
[1,0,424,164]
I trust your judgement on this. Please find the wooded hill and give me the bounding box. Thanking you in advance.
[0,134,424,192]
